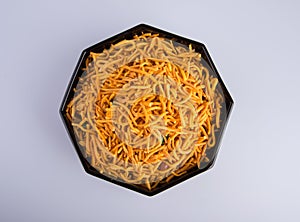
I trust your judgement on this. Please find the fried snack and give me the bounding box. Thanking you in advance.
[66,33,223,190]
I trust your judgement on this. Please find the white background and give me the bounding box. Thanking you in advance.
[1,0,300,221]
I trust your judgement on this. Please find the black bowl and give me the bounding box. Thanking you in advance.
[60,24,233,196]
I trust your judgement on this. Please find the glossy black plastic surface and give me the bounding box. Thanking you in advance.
[60,24,233,196]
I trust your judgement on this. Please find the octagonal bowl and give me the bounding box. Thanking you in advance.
[60,24,233,196]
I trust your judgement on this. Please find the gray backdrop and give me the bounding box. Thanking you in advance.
[1,0,300,221]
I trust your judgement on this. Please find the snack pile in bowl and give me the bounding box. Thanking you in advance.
[60,24,233,196]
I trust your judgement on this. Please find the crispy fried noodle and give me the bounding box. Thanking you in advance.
[66,33,224,191]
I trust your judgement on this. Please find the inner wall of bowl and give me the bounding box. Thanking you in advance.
[63,30,228,193]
